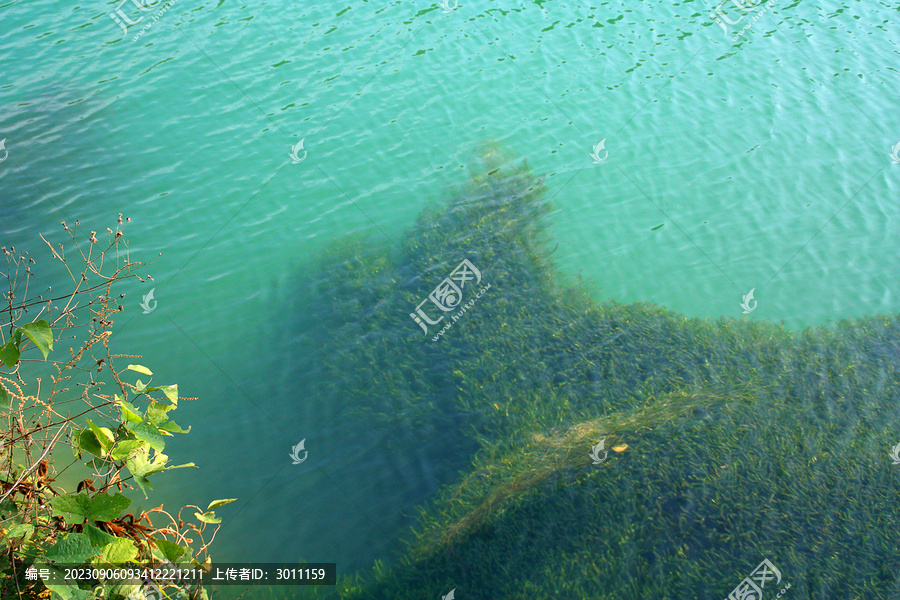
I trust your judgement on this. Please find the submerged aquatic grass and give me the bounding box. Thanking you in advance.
[281,143,900,599]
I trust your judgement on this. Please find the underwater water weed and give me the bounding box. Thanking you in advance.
[289,143,900,598]
[339,372,900,598]
[407,387,746,559]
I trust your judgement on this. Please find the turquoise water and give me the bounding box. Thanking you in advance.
[1,0,899,596]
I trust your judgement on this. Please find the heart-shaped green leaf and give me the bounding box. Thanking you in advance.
[131,422,165,452]
[117,398,144,424]
[1,523,34,545]
[110,440,148,461]
[99,537,138,562]
[152,538,188,562]
[44,532,98,562]
[20,320,53,360]
[0,339,20,368]
[146,401,174,427]
[48,493,131,523]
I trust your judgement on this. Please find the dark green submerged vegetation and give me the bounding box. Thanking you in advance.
[289,143,900,599]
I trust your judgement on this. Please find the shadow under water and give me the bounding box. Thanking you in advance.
[278,144,900,600]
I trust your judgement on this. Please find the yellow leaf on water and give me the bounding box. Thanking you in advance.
[612,444,628,453]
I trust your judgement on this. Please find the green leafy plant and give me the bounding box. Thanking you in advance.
[0,217,234,599]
